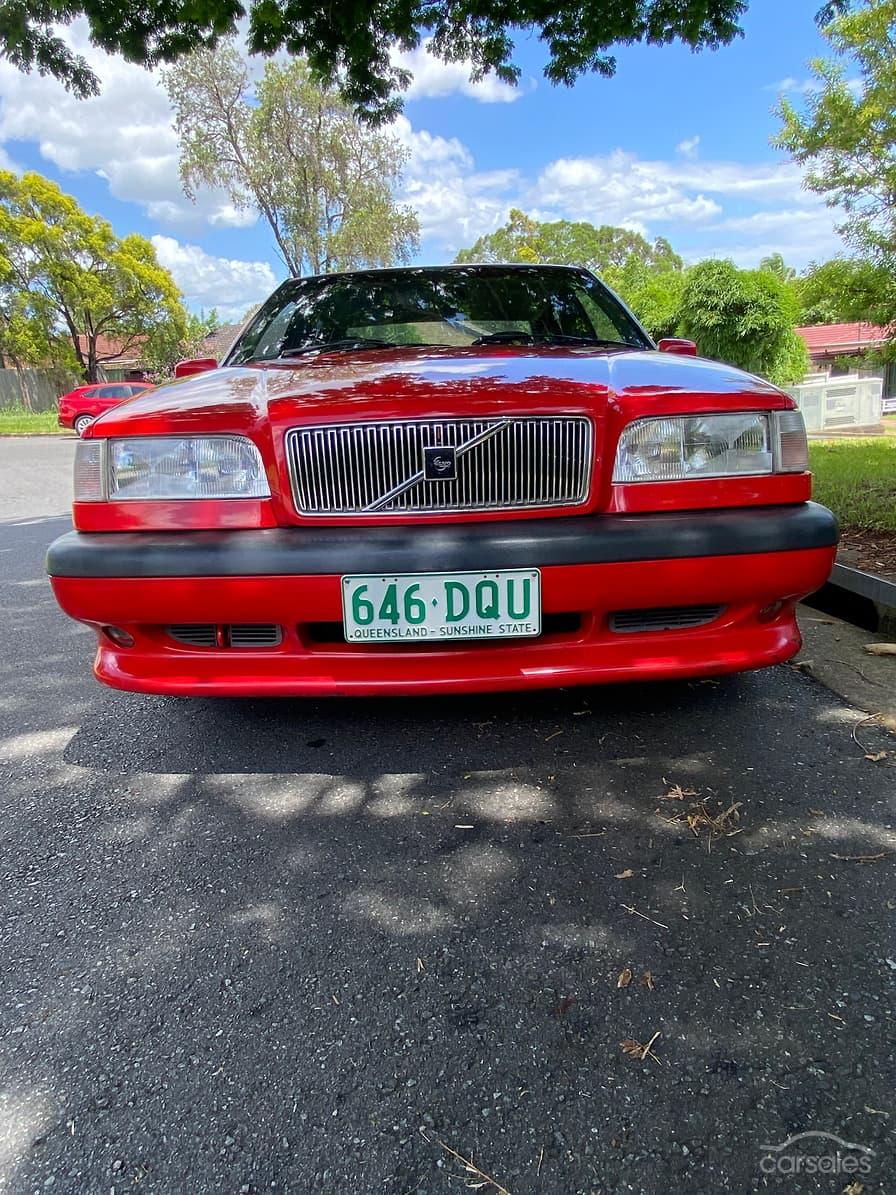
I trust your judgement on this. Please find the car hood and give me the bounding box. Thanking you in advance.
[90,345,787,440]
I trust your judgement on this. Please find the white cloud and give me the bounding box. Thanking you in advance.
[150,236,278,319]
[676,135,701,159]
[397,134,845,267]
[391,115,473,169]
[700,205,842,267]
[0,19,245,228]
[393,39,528,104]
[765,76,817,95]
[0,24,848,276]
[535,152,724,225]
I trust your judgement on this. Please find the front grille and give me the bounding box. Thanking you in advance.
[285,417,593,515]
[609,605,725,634]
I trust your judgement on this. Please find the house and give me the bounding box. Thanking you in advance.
[75,333,149,380]
[791,323,894,429]
[202,324,244,362]
[795,323,895,398]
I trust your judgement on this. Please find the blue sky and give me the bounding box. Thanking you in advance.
[0,0,842,319]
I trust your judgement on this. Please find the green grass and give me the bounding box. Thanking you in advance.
[810,428,896,533]
[0,407,70,435]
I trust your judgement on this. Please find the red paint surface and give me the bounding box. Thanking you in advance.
[78,345,801,531]
[54,344,837,695]
[49,547,835,696]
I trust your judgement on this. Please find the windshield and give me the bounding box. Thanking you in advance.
[225,266,651,364]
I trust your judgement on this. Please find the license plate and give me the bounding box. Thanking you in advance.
[341,569,541,643]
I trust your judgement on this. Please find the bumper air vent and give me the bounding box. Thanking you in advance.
[609,605,725,634]
[229,624,282,648]
[168,624,217,647]
[167,624,282,648]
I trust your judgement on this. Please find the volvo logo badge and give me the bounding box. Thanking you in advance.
[423,445,457,481]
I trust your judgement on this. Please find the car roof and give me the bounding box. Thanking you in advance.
[282,262,591,285]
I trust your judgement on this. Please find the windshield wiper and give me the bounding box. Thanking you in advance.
[471,331,629,348]
[277,338,403,358]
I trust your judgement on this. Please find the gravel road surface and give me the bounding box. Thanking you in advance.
[1,437,893,1193]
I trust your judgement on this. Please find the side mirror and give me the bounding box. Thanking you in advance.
[657,338,698,357]
[174,357,218,378]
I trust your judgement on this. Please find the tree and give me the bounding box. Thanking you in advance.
[454,211,685,339]
[677,259,809,385]
[615,268,687,341]
[759,253,797,282]
[164,43,419,276]
[775,0,896,330]
[795,256,895,325]
[142,309,221,380]
[455,211,682,276]
[2,1,746,119]
[0,171,188,382]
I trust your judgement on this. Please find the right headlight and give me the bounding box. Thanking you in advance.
[73,436,270,501]
[612,410,808,482]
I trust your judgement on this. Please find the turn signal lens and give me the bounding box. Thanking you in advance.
[108,436,270,500]
[73,440,104,501]
[773,410,809,472]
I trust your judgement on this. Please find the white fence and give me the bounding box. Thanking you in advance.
[788,375,883,432]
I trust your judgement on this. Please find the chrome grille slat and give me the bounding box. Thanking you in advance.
[286,417,593,516]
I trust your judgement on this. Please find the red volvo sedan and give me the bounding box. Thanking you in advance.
[46,265,837,697]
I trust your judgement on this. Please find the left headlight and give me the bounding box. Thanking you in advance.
[612,411,807,483]
[74,436,270,501]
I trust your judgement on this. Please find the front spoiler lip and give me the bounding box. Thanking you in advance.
[47,502,838,579]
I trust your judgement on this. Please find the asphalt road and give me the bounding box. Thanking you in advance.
[0,437,893,1194]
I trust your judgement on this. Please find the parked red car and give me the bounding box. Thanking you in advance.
[46,265,837,697]
[58,381,154,436]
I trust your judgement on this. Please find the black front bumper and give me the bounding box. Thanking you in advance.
[47,503,838,579]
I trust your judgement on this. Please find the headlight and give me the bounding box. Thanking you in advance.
[74,436,270,501]
[612,411,807,482]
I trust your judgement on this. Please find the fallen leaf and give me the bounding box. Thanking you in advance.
[792,659,813,671]
[617,968,633,989]
[864,751,888,762]
[842,1182,865,1195]
[662,784,698,801]
[615,868,635,879]
[553,996,577,1018]
[864,642,896,657]
[641,971,655,991]
[621,1031,662,1064]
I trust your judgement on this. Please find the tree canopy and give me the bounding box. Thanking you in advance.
[454,210,685,339]
[0,171,188,381]
[2,0,747,119]
[455,210,682,276]
[164,43,419,276]
[795,255,895,326]
[775,0,896,330]
[677,259,808,385]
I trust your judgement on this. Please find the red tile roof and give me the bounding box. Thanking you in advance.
[74,333,146,362]
[795,322,889,356]
[202,324,243,361]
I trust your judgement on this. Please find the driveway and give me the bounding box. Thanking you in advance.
[0,437,893,1193]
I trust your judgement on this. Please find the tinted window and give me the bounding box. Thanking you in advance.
[227,267,650,364]
[100,385,130,399]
